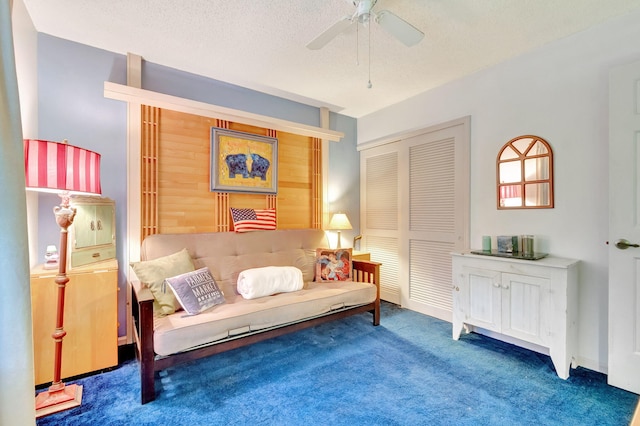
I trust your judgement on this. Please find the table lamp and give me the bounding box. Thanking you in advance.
[328,213,352,249]
[24,139,102,417]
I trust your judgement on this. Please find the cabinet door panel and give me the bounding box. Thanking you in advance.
[94,204,115,246]
[502,272,549,345]
[465,268,501,332]
[73,205,96,248]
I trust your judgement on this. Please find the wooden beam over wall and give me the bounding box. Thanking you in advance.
[105,81,344,142]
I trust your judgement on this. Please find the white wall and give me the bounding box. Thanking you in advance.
[4,0,37,424]
[357,9,640,372]
[12,0,38,268]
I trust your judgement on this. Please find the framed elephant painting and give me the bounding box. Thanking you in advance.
[210,127,278,194]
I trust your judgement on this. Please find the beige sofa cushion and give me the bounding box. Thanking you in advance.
[153,280,376,356]
[141,229,326,298]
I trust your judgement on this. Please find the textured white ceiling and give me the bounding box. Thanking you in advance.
[21,0,640,118]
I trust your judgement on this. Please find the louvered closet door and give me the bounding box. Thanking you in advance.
[360,118,469,320]
[404,126,465,321]
[362,145,401,303]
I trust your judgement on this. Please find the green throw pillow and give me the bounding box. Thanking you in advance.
[131,248,195,316]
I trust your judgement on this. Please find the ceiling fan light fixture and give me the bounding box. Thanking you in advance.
[308,0,422,49]
[307,0,421,88]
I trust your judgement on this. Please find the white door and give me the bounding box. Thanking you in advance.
[608,58,640,394]
[360,144,401,304]
[403,121,469,321]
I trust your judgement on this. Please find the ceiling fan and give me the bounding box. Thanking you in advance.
[306,0,424,50]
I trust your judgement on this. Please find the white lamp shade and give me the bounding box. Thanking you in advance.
[328,213,352,230]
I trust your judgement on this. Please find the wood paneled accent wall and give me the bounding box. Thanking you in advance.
[140,107,321,236]
[312,137,322,229]
[141,105,159,240]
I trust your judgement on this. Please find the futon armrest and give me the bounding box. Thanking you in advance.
[129,265,156,404]
[352,259,381,288]
[352,259,381,326]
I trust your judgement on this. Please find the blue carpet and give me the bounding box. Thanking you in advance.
[37,302,638,425]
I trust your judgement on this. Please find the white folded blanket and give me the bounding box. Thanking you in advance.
[237,266,304,300]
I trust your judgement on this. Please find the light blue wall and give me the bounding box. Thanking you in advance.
[142,62,322,126]
[36,34,359,337]
[37,34,128,335]
[329,113,360,247]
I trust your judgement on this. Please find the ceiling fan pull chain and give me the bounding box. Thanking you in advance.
[356,19,360,66]
[367,19,373,89]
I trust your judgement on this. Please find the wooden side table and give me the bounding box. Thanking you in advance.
[30,259,118,385]
[352,251,371,261]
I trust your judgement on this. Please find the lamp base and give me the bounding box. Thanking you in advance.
[35,383,83,418]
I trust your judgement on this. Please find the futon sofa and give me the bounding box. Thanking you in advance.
[130,229,380,404]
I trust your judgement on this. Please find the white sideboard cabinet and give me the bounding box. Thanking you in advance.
[451,252,579,379]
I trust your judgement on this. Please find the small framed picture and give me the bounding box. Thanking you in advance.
[315,248,353,282]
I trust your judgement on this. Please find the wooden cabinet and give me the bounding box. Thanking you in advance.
[451,252,579,379]
[30,259,118,385]
[69,196,116,269]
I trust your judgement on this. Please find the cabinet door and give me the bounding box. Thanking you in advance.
[501,272,550,346]
[73,204,96,249]
[462,267,502,332]
[94,204,114,246]
[72,203,114,249]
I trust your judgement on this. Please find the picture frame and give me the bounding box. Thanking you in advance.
[210,127,278,194]
[315,248,353,282]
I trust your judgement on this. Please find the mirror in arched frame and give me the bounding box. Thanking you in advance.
[497,135,553,209]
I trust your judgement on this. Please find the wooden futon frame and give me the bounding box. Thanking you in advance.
[131,260,381,404]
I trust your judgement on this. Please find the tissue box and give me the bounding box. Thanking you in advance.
[497,235,518,253]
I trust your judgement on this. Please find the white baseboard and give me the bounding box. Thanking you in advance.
[576,355,607,375]
[466,326,608,375]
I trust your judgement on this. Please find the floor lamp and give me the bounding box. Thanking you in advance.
[24,139,102,418]
[328,213,352,249]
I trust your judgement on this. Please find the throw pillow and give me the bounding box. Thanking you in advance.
[315,248,353,282]
[131,248,195,316]
[164,267,225,315]
[230,207,276,233]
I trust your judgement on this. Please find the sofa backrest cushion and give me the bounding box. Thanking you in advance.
[140,229,328,297]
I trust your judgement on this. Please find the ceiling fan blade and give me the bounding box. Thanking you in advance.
[375,9,424,47]
[306,15,353,50]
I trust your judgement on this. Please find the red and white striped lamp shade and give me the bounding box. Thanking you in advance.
[24,139,102,195]
[500,185,522,200]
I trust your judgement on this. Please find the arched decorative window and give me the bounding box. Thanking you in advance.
[497,135,553,209]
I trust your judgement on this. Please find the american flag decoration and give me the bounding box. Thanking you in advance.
[24,139,102,195]
[230,208,277,233]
